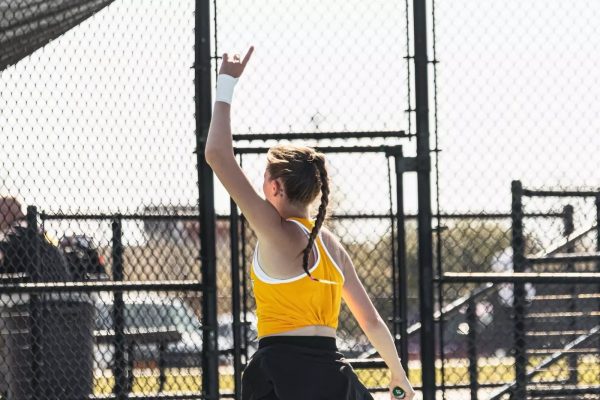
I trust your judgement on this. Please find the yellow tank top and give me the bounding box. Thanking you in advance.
[250,217,345,338]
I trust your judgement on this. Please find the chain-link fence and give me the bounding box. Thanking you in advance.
[1,1,206,399]
[2,0,599,399]
[211,0,423,398]
[227,144,417,396]
[2,0,418,398]
[434,0,600,398]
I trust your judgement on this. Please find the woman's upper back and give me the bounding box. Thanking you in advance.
[250,217,346,337]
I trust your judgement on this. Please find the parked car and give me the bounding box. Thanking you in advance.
[93,291,203,370]
[92,292,260,370]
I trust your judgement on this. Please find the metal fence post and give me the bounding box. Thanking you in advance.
[240,213,250,364]
[412,0,436,397]
[26,206,41,400]
[596,194,600,270]
[563,204,578,385]
[466,298,478,400]
[111,218,127,400]
[392,149,409,373]
[595,193,600,358]
[511,180,527,399]
[195,0,220,397]
[158,341,167,392]
[230,198,243,399]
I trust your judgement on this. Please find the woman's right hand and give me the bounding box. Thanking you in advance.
[389,372,415,400]
[219,46,254,78]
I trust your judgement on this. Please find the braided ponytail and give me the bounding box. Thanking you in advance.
[266,145,332,282]
[301,154,329,281]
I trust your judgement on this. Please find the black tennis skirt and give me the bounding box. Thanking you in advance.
[241,336,375,400]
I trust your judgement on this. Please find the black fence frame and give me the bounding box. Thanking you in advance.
[225,143,417,399]
[439,182,600,400]
[209,0,438,397]
[1,0,437,398]
[0,207,207,400]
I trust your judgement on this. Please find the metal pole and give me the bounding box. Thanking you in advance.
[596,192,600,360]
[195,0,220,397]
[393,151,409,373]
[26,206,41,400]
[511,181,527,399]
[158,341,166,392]
[434,212,447,400]
[563,205,578,385]
[412,0,436,397]
[230,199,243,399]
[440,272,600,284]
[240,215,250,363]
[466,298,478,400]
[239,156,250,364]
[390,171,399,360]
[111,218,127,400]
[596,194,600,270]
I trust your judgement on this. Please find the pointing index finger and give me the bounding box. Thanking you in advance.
[242,46,255,66]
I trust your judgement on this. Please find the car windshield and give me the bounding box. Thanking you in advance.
[95,299,200,332]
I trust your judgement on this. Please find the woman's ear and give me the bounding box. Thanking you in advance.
[265,176,279,197]
[274,178,285,197]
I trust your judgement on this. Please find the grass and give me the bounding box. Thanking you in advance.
[92,355,600,394]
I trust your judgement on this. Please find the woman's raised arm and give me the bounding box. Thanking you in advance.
[204,47,283,241]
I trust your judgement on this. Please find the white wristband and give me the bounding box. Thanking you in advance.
[215,74,239,104]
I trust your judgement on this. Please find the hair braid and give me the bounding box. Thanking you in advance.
[302,154,329,280]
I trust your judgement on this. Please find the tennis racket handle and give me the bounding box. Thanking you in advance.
[392,386,406,399]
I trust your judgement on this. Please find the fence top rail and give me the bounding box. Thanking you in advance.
[231,131,410,142]
[527,252,600,264]
[441,272,600,284]
[89,394,203,400]
[523,188,600,198]
[36,211,566,222]
[439,211,565,220]
[324,212,563,220]
[40,213,204,221]
[0,280,203,294]
[234,145,404,155]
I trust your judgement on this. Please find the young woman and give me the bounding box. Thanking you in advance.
[205,46,415,400]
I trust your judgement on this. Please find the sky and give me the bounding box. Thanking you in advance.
[1,0,599,243]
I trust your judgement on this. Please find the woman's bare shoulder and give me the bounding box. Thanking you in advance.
[319,226,350,272]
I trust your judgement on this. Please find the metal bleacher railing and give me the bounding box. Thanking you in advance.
[441,181,600,400]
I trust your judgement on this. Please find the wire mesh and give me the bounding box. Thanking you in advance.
[1,1,204,398]
[231,148,412,394]
[2,0,599,399]
[434,1,600,397]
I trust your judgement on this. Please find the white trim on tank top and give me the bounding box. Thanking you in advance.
[286,219,345,284]
[252,219,320,284]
